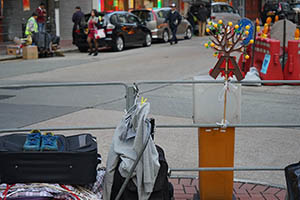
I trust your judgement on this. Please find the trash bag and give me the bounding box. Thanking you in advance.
[242,67,261,86]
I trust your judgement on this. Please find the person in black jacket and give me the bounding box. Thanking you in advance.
[72,6,84,44]
[164,3,182,45]
[196,3,208,37]
[187,8,196,34]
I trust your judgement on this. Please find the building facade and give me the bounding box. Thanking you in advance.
[0,0,267,44]
[0,0,170,43]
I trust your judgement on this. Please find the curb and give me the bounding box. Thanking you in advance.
[0,55,22,62]
[0,48,78,62]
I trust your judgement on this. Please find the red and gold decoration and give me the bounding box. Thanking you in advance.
[204,20,252,124]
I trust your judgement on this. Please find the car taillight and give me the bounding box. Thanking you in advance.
[152,11,157,21]
[75,29,80,33]
[105,24,115,34]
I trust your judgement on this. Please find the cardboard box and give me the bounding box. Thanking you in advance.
[7,45,21,56]
[23,45,38,60]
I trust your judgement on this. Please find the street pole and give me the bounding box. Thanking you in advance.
[282,18,286,69]
[54,0,60,37]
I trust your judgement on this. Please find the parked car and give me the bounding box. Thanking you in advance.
[189,2,240,33]
[209,2,241,25]
[73,11,152,52]
[290,2,300,24]
[131,8,193,43]
[261,2,296,24]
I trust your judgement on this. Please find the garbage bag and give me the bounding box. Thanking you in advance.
[242,67,261,86]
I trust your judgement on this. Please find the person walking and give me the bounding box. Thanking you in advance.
[36,3,47,32]
[196,3,207,37]
[72,6,85,44]
[165,3,181,45]
[87,9,100,56]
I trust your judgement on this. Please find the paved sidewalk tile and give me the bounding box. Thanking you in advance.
[170,178,287,200]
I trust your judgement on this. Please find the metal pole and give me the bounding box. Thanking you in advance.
[282,18,286,69]
[250,20,257,68]
[1,124,300,134]
[126,85,138,111]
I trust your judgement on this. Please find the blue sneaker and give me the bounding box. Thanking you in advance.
[41,132,58,151]
[23,130,41,151]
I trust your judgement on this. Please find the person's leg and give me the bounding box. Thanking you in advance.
[72,27,76,44]
[38,23,42,32]
[201,22,206,36]
[93,39,98,56]
[42,23,46,32]
[87,37,93,55]
[174,27,178,44]
[198,21,202,36]
[170,28,175,45]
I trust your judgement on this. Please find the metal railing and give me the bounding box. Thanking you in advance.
[0,79,299,197]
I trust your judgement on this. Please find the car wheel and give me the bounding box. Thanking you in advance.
[143,33,152,47]
[113,36,124,52]
[185,27,192,39]
[162,30,169,43]
[78,46,88,52]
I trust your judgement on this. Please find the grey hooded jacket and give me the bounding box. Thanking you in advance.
[103,102,160,200]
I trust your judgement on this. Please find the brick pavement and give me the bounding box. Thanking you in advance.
[170,178,287,200]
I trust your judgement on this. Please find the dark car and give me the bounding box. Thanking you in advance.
[290,2,300,24]
[261,2,296,24]
[73,11,152,52]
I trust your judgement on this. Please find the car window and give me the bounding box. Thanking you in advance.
[157,11,164,18]
[132,11,152,21]
[117,14,128,23]
[212,5,221,13]
[157,10,169,18]
[220,5,230,13]
[226,6,234,13]
[127,14,139,24]
[281,3,290,12]
[110,14,118,25]
[264,3,278,11]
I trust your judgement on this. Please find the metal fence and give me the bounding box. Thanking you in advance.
[0,80,300,175]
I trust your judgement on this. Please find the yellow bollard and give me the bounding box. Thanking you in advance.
[198,127,235,200]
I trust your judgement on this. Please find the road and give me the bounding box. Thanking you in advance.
[0,36,300,186]
[1,37,299,128]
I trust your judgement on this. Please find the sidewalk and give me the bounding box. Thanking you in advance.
[0,39,77,61]
[171,177,287,200]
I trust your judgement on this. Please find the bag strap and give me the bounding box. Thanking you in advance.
[60,184,81,200]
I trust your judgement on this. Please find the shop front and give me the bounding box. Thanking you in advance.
[102,0,165,11]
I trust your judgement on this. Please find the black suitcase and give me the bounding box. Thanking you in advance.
[0,133,99,185]
[285,161,300,200]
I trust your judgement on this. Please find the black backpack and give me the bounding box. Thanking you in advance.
[110,145,174,200]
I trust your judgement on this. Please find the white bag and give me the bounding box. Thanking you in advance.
[242,67,262,86]
[94,29,105,39]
